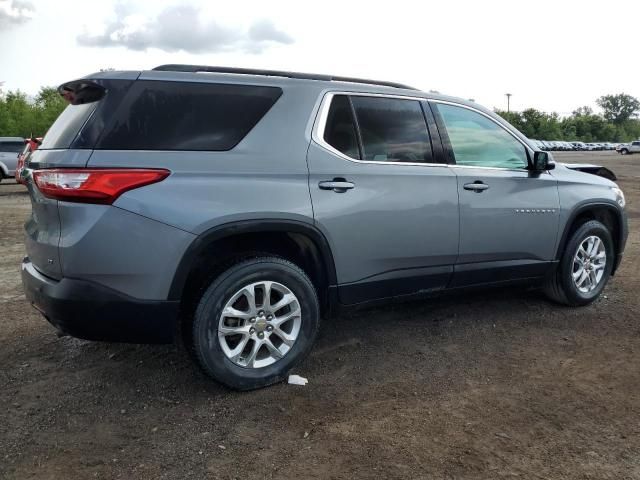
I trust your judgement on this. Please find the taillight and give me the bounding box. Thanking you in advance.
[33,169,170,204]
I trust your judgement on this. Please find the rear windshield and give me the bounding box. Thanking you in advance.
[96,81,283,151]
[39,102,98,150]
[0,141,24,153]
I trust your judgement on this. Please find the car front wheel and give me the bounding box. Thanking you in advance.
[544,220,614,306]
[192,256,320,390]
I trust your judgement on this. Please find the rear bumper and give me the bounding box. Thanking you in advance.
[21,258,178,344]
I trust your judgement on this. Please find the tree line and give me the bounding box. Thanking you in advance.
[496,94,640,142]
[0,87,67,138]
[1,86,639,143]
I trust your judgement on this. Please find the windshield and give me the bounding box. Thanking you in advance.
[0,141,25,153]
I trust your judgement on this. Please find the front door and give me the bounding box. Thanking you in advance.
[308,93,460,304]
[431,101,560,287]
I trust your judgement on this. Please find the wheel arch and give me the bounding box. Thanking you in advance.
[169,219,338,313]
[556,201,625,274]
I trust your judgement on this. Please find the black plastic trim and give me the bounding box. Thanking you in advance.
[338,265,452,305]
[427,101,457,165]
[555,201,628,273]
[152,64,417,90]
[347,96,365,161]
[449,259,556,288]
[421,102,446,164]
[168,219,338,301]
[22,258,177,344]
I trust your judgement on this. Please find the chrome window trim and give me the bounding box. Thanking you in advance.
[311,91,448,168]
[430,99,533,172]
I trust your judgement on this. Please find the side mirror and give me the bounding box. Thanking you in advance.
[532,151,555,171]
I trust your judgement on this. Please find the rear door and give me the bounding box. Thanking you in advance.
[308,93,459,304]
[431,101,560,287]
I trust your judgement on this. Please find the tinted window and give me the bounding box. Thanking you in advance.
[97,81,282,151]
[323,95,360,159]
[351,96,432,163]
[437,104,528,169]
[0,142,24,153]
[39,102,98,150]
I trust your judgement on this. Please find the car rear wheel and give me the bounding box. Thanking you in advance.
[544,220,614,306]
[192,256,320,390]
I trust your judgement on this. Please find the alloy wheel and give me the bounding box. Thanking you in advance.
[572,235,607,293]
[217,281,302,368]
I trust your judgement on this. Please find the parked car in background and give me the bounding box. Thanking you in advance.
[529,139,544,150]
[0,137,25,183]
[16,137,42,184]
[616,141,640,155]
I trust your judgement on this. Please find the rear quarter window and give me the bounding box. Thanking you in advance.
[38,102,98,150]
[96,81,283,151]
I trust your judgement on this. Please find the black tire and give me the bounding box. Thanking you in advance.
[192,256,320,390]
[620,149,628,155]
[544,220,614,306]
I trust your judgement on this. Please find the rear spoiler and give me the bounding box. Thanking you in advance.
[57,79,106,105]
[560,163,617,181]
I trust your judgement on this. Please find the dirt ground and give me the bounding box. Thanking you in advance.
[1,151,639,480]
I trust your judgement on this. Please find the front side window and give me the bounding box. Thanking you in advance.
[350,96,432,163]
[437,103,528,169]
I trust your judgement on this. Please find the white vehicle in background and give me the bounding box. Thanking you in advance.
[616,141,640,155]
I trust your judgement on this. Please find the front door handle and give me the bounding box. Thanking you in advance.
[463,181,489,192]
[318,179,355,193]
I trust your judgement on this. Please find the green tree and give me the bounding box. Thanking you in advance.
[0,87,67,138]
[596,93,640,125]
[0,90,33,137]
[33,87,67,135]
[572,106,593,117]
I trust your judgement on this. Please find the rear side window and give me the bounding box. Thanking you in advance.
[0,141,24,153]
[350,96,432,163]
[322,95,433,163]
[97,81,282,151]
[323,95,361,159]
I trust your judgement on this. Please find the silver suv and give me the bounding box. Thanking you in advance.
[0,137,24,182]
[21,65,628,389]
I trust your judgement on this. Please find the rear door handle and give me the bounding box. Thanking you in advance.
[318,179,355,193]
[463,182,489,192]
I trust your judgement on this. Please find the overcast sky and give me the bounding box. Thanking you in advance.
[1,0,639,115]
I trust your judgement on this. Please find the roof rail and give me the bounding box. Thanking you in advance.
[152,64,417,90]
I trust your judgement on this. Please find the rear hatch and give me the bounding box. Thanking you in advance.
[24,75,136,279]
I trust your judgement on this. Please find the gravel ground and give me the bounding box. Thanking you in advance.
[1,151,639,479]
